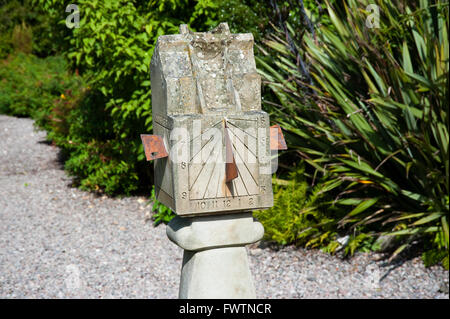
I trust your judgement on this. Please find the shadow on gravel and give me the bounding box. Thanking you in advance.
[47,144,153,199]
[253,237,435,279]
[37,139,66,171]
[37,140,53,146]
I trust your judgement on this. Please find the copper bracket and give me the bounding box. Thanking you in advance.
[141,134,169,161]
[270,124,287,151]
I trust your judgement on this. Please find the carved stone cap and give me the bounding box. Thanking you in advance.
[150,23,261,115]
[166,212,264,251]
[156,22,253,52]
[179,22,231,37]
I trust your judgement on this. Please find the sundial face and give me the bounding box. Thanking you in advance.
[188,118,260,200]
[142,23,285,216]
[158,111,273,216]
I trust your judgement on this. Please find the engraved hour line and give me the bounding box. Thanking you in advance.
[230,137,259,187]
[190,134,214,163]
[231,178,237,196]
[227,154,251,197]
[237,164,251,196]
[233,170,250,197]
[226,126,258,160]
[189,120,223,163]
[225,150,245,197]
[189,120,222,145]
[230,177,239,197]
[225,120,257,140]
[154,121,171,131]
[189,137,222,192]
[215,169,221,197]
[201,141,223,199]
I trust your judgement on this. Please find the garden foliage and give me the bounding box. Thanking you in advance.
[0,53,84,119]
[28,0,276,194]
[257,0,448,267]
[0,0,60,58]
[1,0,448,267]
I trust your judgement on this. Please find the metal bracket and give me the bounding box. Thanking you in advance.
[141,134,169,161]
[270,124,287,151]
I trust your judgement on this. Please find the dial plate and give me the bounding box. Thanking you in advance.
[189,118,260,200]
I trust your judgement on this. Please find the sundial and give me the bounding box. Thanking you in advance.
[140,22,287,299]
[141,22,286,216]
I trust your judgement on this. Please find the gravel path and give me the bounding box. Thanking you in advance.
[0,115,448,299]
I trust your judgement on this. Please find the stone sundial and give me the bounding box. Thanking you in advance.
[141,22,286,299]
[141,22,286,216]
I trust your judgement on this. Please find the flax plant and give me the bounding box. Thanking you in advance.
[257,0,448,266]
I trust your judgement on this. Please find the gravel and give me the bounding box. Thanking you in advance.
[0,115,448,299]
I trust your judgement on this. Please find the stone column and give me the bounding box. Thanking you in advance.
[166,212,264,299]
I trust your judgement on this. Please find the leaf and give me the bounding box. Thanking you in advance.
[402,41,413,73]
[334,198,364,206]
[347,198,379,217]
[386,226,438,236]
[411,212,443,226]
[326,1,349,37]
[441,216,449,248]
[338,159,384,178]
[388,243,409,262]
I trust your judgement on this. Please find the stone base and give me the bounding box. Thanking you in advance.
[166,212,264,299]
[179,246,255,298]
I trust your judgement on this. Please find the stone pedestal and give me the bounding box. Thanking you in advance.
[166,212,264,299]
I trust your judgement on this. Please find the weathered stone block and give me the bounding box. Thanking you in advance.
[148,23,277,216]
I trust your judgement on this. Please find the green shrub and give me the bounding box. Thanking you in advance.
[0,53,83,117]
[30,0,205,194]
[254,166,341,247]
[150,185,175,226]
[258,0,449,266]
[0,34,12,60]
[0,0,58,57]
[189,0,271,40]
